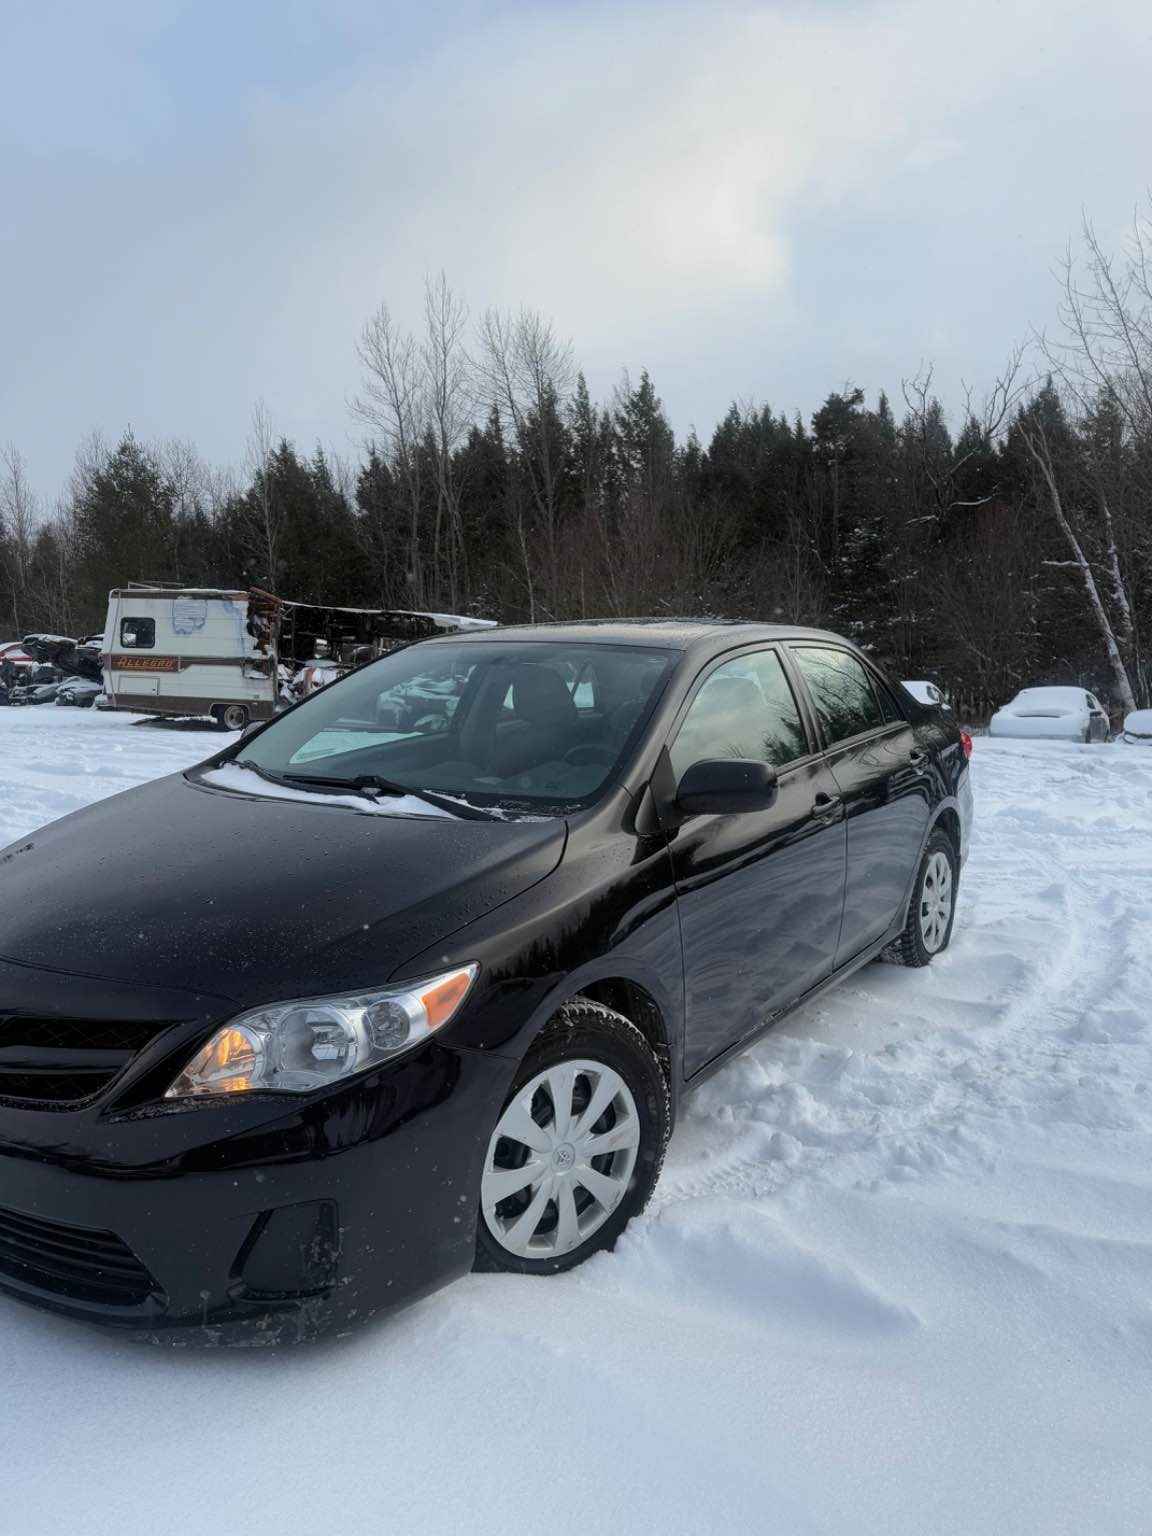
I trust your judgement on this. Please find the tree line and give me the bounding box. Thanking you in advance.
[3,215,1151,716]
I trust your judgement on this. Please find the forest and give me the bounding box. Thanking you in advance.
[3,215,1150,719]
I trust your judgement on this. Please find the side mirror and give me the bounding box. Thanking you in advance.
[676,757,778,816]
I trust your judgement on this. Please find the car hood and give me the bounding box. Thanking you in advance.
[0,770,566,1006]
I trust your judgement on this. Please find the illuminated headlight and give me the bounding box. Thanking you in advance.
[165,964,478,1099]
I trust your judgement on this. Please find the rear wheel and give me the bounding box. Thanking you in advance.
[475,1000,669,1274]
[217,703,250,731]
[882,828,957,967]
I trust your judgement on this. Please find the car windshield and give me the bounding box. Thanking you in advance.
[230,639,674,812]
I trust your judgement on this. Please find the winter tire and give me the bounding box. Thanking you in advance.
[475,999,670,1275]
[882,827,957,968]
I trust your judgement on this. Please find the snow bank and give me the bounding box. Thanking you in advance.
[2,715,1152,1534]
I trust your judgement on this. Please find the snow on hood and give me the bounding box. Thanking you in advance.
[1002,687,1087,714]
[202,761,453,818]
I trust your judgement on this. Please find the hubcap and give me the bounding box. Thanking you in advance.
[481,1059,641,1260]
[919,850,953,953]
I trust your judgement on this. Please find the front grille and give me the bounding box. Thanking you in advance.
[0,1015,169,1105]
[0,1203,159,1306]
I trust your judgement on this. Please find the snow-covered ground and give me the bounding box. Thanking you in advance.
[2,707,1152,1535]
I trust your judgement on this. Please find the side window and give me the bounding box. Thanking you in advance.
[669,650,808,780]
[120,617,155,649]
[872,675,905,723]
[792,647,887,746]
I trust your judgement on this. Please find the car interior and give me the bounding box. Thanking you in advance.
[265,646,674,806]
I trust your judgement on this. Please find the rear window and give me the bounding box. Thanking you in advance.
[120,617,155,649]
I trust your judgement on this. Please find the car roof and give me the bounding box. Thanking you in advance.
[1012,686,1090,703]
[413,619,852,653]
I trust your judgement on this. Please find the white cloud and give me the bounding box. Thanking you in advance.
[3,0,1151,492]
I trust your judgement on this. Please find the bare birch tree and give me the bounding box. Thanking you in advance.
[477,308,575,618]
[1017,406,1137,712]
[1029,209,1152,706]
[244,400,281,589]
[421,273,474,608]
[353,306,428,605]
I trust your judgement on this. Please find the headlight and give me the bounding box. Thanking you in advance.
[165,964,478,1099]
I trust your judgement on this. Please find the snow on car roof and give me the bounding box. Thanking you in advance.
[1124,708,1152,732]
[1011,686,1089,705]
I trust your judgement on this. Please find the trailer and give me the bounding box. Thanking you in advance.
[100,585,494,729]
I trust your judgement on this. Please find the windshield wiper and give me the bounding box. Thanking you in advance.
[279,768,496,822]
[231,758,495,821]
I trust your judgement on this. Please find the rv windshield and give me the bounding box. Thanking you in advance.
[227,640,674,811]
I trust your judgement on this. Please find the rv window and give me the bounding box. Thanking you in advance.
[120,617,155,649]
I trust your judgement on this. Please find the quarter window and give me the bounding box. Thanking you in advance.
[120,617,155,649]
[792,647,887,745]
[670,650,808,780]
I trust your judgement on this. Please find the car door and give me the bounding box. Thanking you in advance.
[661,646,848,1077]
[787,644,933,966]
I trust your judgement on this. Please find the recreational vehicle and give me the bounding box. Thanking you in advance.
[101,585,494,729]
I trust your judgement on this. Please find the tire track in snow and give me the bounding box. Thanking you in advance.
[649,739,1152,1230]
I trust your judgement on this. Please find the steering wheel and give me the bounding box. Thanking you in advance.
[563,744,616,768]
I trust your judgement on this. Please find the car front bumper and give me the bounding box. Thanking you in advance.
[0,1004,516,1345]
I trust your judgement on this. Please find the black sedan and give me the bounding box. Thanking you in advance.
[0,621,972,1342]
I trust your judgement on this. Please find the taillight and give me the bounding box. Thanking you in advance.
[960,729,973,760]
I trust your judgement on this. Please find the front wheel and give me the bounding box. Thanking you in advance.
[882,828,958,967]
[475,1000,670,1275]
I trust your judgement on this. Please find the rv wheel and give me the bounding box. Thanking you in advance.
[219,704,250,731]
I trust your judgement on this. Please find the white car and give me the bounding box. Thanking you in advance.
[988,686,1110,743]
[1118,708,1152,745]
[902,680,950,710]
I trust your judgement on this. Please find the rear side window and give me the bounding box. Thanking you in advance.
[873,677,905,723]
[670,649,808,779]
[120,617,155,649]
[792,647,887,746]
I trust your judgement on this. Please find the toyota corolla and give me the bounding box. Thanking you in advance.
[0,621,971,1343]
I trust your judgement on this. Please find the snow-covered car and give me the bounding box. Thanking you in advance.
[902,680,950,710]
[1117,708,1152,746]
[11,681,62,707]
[55,678,103,707]
[988,686,1110,743]
[0,641,31,672]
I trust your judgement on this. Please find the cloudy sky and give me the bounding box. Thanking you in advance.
[3,0,1151,499]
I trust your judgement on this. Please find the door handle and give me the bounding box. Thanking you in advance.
[812,791,842,821]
